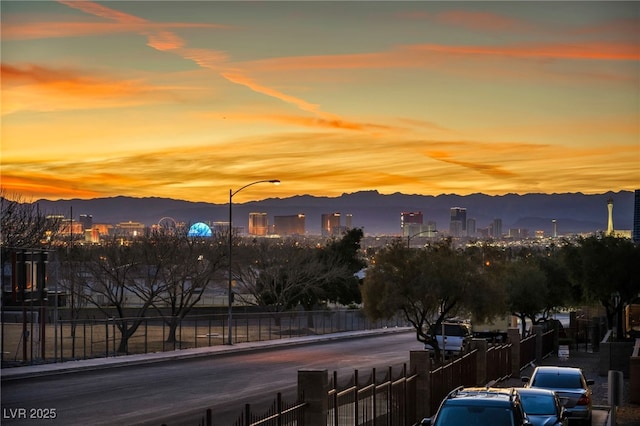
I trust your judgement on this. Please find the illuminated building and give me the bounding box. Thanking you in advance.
[607,197,614,236]
[114,221,145,238]
[321,213,341,237]
[248,212,269,236]
[93,223,113,237]
[401,212,423,236]
[273,214,306,236]
[345,213,353,230]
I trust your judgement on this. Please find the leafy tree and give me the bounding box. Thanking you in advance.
[563,235,640,337]
[362,239,504,360]
[503,258,548,335]
[317,228,367,306]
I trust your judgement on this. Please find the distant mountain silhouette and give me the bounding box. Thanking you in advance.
[33,190,635,236]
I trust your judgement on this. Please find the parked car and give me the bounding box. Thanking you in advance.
[421,386,533,426]
[424,321,472,356]
[516,387,568,426]
[521,366,594,426]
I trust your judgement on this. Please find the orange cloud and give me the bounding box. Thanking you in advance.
[220,71,328,117]
[1,64,180,115]
[408,42,640,61]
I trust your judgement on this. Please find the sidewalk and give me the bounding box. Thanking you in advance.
[499,348,640,426]
[0,327,413,381]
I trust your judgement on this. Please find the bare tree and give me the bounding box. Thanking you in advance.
[79,236,166,353]
[235,240,349,328]
[150,232,226,343]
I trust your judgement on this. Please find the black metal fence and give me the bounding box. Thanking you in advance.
[328,364,418,426]
[428,350,478,414]
[1,309,406,366]
[228,393,308,426]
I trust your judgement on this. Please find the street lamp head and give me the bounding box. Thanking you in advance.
[270,179,281,185]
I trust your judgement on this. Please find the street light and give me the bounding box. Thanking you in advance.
[407,229,438,248]
[227,179,280,345]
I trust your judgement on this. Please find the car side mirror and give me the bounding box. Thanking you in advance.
[521,376,530,383]
[586,379,595,386]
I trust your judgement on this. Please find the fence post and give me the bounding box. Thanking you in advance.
[298,369,328,426]
[533,325,543,362]
[410,350,431,420]
[470,339,488,385]
[508,328,521,377]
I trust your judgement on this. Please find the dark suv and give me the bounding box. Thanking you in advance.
[421,386,533,426]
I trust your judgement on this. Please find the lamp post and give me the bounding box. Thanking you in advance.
[227,179,280,345]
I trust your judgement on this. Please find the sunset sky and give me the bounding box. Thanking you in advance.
[1,1,639,204]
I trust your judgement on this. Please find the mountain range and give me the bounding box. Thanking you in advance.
[33,190,635,236]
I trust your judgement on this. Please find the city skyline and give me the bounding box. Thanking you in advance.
[2,1,638,203]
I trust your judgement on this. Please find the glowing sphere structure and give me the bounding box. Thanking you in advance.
[187,222,212,237]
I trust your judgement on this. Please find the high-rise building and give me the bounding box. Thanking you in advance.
[273,214,306,236]
[634,190,640,244]
[466,218,476,237]
[450,207,467,237]
[79,214,93,231]
[401,212,423,236]
[492,218,503,239]
[321,213,341,237]
[345,213,353,230]
[248,212,269,236]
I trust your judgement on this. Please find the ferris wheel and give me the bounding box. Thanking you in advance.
[157,217,177,231]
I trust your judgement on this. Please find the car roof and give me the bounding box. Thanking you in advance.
[446,387,516,407]
[533,366,582,375]
[515,387,557,396]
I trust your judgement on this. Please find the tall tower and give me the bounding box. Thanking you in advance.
[607,197,614,235]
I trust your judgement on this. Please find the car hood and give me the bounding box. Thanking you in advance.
[526,414,561,426]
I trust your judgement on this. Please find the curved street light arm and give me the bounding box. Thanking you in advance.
[227,179,280,345]
[231,179,280,198]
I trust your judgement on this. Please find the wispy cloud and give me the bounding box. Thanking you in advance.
[54,0,363,128]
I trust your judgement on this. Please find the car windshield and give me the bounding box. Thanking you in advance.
[520,394,556,415]
[436,406,514,425]
[532,373,583,389]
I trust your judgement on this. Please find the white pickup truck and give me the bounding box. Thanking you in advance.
[424,321,473,356]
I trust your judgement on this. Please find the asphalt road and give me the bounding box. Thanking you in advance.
[1,331,419,426]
